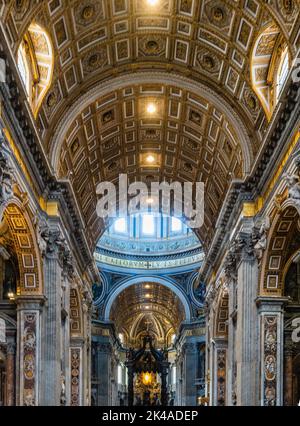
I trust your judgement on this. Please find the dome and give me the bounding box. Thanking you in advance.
[95,213,203,271]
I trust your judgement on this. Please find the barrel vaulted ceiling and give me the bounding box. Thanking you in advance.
[110,282,185,346]
[1,0,299,251]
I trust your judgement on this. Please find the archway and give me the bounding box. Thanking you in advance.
[0,199,43,406]
[3,201,43,295]
[109,281,185,407]
[49,73,253,253]
[259,203,300,406]
[92,212,205,406]
[105,276,192,323]
[260,205,300,297]
[283,257,300,406]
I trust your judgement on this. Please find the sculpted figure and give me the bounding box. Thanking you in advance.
[284,173,300,206]
[253,217,270,262]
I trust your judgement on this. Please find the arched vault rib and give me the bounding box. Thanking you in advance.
[50,74,253,252]
[109,282,186,346]
[105,276,192,322]
[50,73,253,174]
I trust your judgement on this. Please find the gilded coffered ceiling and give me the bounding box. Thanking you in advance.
[57,81,247,249]
[110,282,185,346]
[1,0,299,251]
[3,0,298,135]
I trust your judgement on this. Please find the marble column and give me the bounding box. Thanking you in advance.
[174,354,183,406]
[182,341,198,406]
[61,270,71,406]
[235,232,259,406]
[95,339,112,406]
[227,276,237,406]
[70,341,83,406]
[82,299,92,406]
[40,229,64,406]
[213,339,227,406]
[257,297,286,406]
[6,341,15,406]
[17,297,44,406]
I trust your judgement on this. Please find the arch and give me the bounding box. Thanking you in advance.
[104,275,192,322]
[50,72,253,176]
[251,23,290,120]
[282,250,300,289]
[17,22,54,118]
[70,287,83,338]
[259,205,300,297]
[2,0,298,135]
[3,200,43,295]
[49,72,254,252]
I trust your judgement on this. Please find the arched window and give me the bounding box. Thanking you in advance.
[17,44,30,95]
[114,217,127,234]
[17,23,54,118]
[276,48,289,101]
[251,24,290,120]
[171,217,182,233]
[142,214,155,236]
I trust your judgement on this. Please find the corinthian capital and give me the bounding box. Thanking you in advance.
[224,248,237,281]
[61,246,74,277]
[234,231,255,261]
[224,231,256,279]
[40,226,66,256]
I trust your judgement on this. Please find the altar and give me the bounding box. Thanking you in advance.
[126,335,170,406]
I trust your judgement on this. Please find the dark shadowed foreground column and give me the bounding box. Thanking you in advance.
[6,341,15,406]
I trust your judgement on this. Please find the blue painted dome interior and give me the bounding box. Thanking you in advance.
[96,213,202,257]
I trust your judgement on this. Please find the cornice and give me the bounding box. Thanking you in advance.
[0,33,96,278]
[201,80,300,282]
[50,71,254,175]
